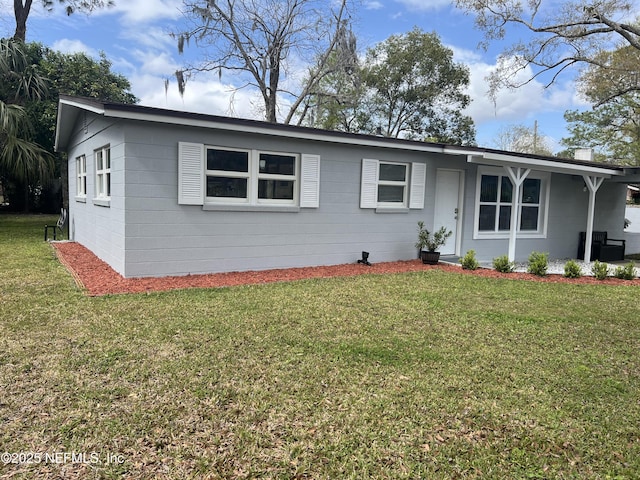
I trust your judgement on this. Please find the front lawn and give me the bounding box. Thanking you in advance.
[1,214,639,479]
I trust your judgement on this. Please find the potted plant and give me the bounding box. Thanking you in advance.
[415,221,452,264]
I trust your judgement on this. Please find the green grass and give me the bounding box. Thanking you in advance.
[2,214,640,479]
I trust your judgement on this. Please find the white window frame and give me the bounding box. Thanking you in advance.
[361,158,425,210]
[473,166,550,239]
[205,147,299,207]
[205,146,251,204]
[178,142,320,210]
[256,150,299,206]
[76,155,87,200]
[94,145,111,201]
[377,161,409,208]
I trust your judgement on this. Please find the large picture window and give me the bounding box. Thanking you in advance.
[205,147,298,205]
[95,146,110,200]
[474,167,549,238]
[178,142,320,209]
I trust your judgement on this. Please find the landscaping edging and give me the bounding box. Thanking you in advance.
[52,242,640,296]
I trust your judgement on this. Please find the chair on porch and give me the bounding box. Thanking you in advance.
[577,231,626,262]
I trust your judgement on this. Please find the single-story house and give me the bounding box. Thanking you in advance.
[54,95,640,278]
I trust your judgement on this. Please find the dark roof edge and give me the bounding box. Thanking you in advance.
[58,94,627,172]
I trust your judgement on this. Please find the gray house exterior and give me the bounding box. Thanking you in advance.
[55,95,636,278]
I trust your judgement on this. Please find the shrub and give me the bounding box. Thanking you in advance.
[563,260,582,279]
[591,260,610,280]
[493,255,515,273]
[460,250,479,270]
[614,261,636,280]
[527,251,548,276]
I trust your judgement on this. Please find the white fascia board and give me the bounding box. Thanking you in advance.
[443,147,478,157]
[56,99,108,151]
[60,97,106,115]
[102,109,446,154]
[467,151,622,178]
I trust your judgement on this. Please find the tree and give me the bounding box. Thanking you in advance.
[455,0,640,105]
[1,42,137,211]
[562,101,640,165]
[39,46,137,211]
[173,0,357,124]
[33,48,137,150]
[13,0,115,41]
[360,28,475,144]
[492,122,554,156]
[299,52,372,133]
[0,38,53,211]
[561,44,640,165]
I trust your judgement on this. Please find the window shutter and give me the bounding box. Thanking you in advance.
[360,158,379,209]
[409,162,426,209]
[178,142,204,205]
[300,154,321,208]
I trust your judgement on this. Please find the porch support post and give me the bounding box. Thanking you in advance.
[504,166,531,262]
[582,175,604,263]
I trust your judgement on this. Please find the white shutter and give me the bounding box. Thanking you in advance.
[360,158,379,209]
[300,154,321,208]
[178,142,204,205]
[409,162,426,209]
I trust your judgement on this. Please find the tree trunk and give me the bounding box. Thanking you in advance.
[13,0,33,42]
[265,92,277,123]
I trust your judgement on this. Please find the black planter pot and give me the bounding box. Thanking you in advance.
[420,250,440,265]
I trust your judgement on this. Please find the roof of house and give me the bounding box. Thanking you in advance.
[55,94,636,179]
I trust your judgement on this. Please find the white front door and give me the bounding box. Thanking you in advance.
[434,169,463,256]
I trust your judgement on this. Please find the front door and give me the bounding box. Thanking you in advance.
[434,169,463,256]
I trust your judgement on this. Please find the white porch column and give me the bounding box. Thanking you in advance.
[582,175,604,263]
[504,166,531,262]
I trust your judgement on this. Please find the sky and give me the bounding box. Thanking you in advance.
[1,0,593,151]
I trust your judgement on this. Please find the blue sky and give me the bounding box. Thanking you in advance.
[1,0,590,150]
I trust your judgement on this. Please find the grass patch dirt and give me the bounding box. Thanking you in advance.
[1,214,640,479]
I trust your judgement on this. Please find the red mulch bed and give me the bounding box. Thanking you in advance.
[51,242,640,296]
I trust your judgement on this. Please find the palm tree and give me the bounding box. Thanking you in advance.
[0,38,53,209]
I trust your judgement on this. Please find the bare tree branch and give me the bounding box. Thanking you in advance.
[174,0,354,124]
[456,0,640,104]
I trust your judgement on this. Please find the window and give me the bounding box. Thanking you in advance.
[206,148,249,200]
[474,167,549,238]
[95,146,110,200]
[178,142,320,209]
[360,159,425,210]
[378,162,408,206]
[76,155,87,197]
[258,153,296,202]
[205,147,298,205]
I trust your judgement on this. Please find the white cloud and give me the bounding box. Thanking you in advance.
[393,0,451,11]
[364,1,384,9]
[94,0,184,24]
[134,73,262,120]
[465,60,574,124]
[461,53,582,149]
[50,38,99,57]
[128,49,180,77]
[119,25,177,50]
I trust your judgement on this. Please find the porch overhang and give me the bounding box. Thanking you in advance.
[457,151,625,178]
[444,149,626,263]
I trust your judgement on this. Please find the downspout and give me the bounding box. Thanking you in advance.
[582,175,604,263]
[504,166,531,262]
